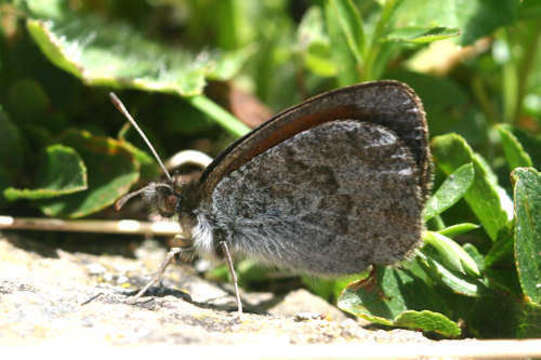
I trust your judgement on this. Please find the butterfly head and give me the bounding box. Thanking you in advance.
[109,92,203,220]
[114,181,180,218]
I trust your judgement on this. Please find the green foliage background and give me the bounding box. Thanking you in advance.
[0,0,539,339]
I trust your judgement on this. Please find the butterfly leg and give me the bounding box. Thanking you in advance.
[126,247,182,304]
[220,241,243,314]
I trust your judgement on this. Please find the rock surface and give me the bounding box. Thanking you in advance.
[0,233,431,346]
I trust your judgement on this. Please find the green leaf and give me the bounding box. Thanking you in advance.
[423,231,480,276]
[424,163,475,221]
[38,130,140,218]
[462,243,485,272]
[26,17,250,97]
[496,124,533,170]
[324,1,359,85]
[438,223,479,237]
[384,26,460,44]
[329,0,365,65]
[394,310,461,337]
[393,0,520,45]
[512,168,541,304]
[417,250,483,297]
[512,129,541,170]
[337,264,461,337]
[432,133,512,241]
[4,144,87,200]
[499,125,541,169]
[25,14,251,137]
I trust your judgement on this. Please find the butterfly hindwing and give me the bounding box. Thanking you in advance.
[206,120,422,275]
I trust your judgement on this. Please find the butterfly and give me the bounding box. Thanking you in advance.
[111,80,431,314]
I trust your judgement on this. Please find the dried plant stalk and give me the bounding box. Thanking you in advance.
[0,216,180,236]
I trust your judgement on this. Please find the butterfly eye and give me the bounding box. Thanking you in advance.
[156,190,180,218]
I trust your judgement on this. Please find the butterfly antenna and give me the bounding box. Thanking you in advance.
[109,92,174,183]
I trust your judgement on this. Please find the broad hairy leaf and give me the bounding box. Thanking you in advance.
[38,130,140,218]
[512,168,541,304]
[394,310,461,337]
[337,264,461,337]
[26,16,251,97]
[4,144,87,200]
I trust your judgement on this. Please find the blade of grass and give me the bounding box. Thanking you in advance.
[186,95,250,137]
[363,0,403,80]
[329,0,366,66]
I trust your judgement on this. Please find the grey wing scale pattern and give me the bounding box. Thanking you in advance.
[207,120,422,276]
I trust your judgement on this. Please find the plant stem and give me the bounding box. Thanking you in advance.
[501,30,519,124]
[217,0,241,50]
[363,0,400,81]
[186,94,250,137]
[0,215,180,235]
